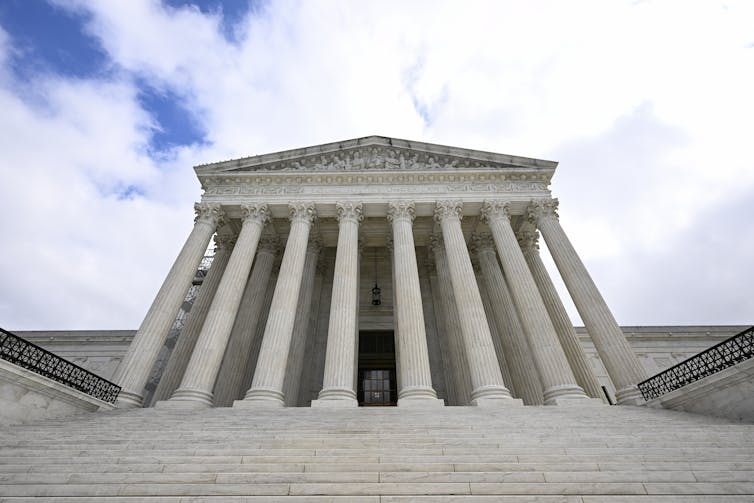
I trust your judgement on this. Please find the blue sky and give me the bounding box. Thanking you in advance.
[1,0,753,330]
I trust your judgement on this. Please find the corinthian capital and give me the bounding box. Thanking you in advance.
[307,236,323,256]
[214,232,237,252]
[387,201,415,223]
[428,233,443,254]
[518,228,540,255]
[470,233,496,253]
[194,202,225,227]
[479,200,510,224]
[527,198,559,225]
[289,202,318,224]
[257,234,280,255]
[433,200,463,223]
[240,203,271,226]
[335,201,364,224]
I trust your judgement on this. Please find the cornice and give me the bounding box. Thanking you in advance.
[194,136,557,180]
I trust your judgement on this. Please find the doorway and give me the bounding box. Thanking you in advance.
[357,331,397,406]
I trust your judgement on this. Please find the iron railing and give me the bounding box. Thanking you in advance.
[0,328,121,404]
[638,325,754,401]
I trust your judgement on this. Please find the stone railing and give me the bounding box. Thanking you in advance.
[638,326,754,401]
[0,328,121,404]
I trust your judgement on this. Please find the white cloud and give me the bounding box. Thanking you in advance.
[1,0,753,329]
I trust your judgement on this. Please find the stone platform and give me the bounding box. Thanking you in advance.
[1,405,753,501]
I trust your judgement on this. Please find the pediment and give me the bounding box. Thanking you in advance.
[194,136,557,178]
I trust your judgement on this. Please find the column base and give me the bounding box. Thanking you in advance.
[155,388,214,409]
[615,384,646,405]
[114,390,144,409]
[471,384,514,401]
[311,388,358,408]
[235,387,285,408]
[542,384,594,405]
[397,386,444,408]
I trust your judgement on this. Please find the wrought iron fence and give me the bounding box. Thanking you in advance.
[0,328,121,404]
[638,326,754,401]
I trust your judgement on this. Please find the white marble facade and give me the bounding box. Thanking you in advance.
[113,136,648,409]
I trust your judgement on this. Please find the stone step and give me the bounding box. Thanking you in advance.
[1,406,752,499]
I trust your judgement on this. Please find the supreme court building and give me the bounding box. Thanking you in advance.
[112,136,647,411]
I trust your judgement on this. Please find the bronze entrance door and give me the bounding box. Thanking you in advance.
[357,331,397,406]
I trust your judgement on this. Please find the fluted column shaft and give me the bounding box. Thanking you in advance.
[434,201,517,406]
[238,266,279,399]
[212,236,278,407]
[532,199,646,404]
[165,204,270,408]
[152,237,232,403]
[430,236,471,405]
[386,202,442,407]
[519,228,604,400]
[240,203,318,407]
[474,236,544,405]
[283,238,321,406]
[475,267,516,397]
[481,200,588,405]
[427,257,457,405]
[313,202,363,407]
[387,236,401,392]
[114,202,224,408]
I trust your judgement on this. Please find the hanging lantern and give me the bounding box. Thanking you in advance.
[372,283,382,306]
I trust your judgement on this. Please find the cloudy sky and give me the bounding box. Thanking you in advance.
[1,0,752,331]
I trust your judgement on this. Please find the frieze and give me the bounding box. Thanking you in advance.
[204,181,549,197]
[217,145,529,173]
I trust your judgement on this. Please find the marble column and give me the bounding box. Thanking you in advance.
[283,237,322,407]
[426,253,456,405]
[163,204,270,408]
[434,201,518,406]
[386,235,401,393]
[429,235,471,406]
[212,235,279,407]
[530,199,646,404]
[238,264,279,401]
[472,234,544,405]
[481,200,589,405]
[152,233,234,403]
[239,202,318,407]
[312,203,363,407]
[473,257,516,398]
[518,227,604,400]
[114,202,224,408]
[387,201,443,407]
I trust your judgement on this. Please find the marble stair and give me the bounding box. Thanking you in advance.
[1,405,753,501]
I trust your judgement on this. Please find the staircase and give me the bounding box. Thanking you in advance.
[1,405,753,501]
